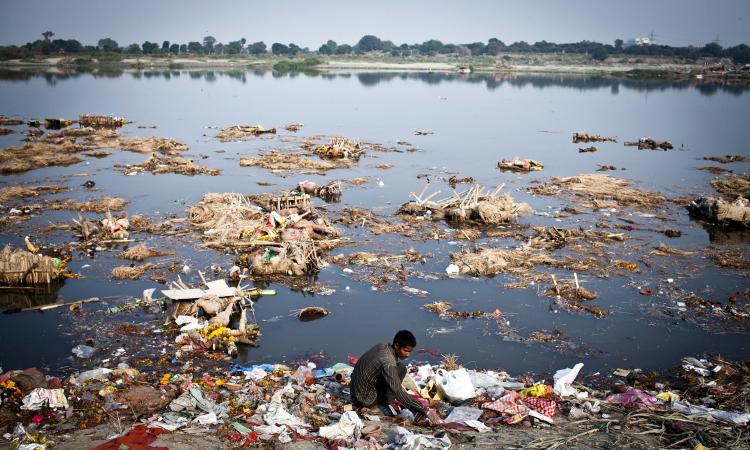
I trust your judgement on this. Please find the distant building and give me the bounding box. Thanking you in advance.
[624,37,655,48]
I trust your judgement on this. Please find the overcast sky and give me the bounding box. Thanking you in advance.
[1,0,748,48]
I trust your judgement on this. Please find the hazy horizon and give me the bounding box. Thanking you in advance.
[0,0,749,49]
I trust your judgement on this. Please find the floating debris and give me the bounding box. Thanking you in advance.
[111,264,155,280]
[528,174,665,210]
[498,157,544,172]
[687,196,749,228]
[710,173,750,199]
[399,184,531,226]
[78,114,130,128]
[573,132,616,143]
[704,155,745,163]
[624,137,673,150]
[117,245,174,262]
[314,137,364,160]
[216,124,276,141]
[125,153,221,176]
[295,306,330,321]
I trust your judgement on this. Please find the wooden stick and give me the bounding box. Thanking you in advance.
[551,274,559,295]
[421,190,442,204]
[21,296,104,312]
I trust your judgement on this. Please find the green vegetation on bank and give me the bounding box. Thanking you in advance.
[272,56,324,72]
[624,69,678,80]
[2,32,749,65]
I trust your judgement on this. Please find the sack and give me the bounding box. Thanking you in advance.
[435,368,475,402]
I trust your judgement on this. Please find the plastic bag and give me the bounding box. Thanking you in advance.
[467,369,503,388]
[553,363,583,397]
[71,344,95,358]
[435,368,475,402]
[318,411,363,440]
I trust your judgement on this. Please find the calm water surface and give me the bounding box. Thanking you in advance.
[0,70,748,376]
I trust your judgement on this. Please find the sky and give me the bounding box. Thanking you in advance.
[0,0,748,48]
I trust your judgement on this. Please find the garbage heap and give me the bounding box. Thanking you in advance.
[2,355,748,448]
[398,184,532,226]
[313,137,364,160]
[0,245,71,285]
[72,211,131,241]
[162,279,266,357]
[688,196,750,228]
[187,192,341,276]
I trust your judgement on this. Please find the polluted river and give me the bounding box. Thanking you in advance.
[0,69,749,447]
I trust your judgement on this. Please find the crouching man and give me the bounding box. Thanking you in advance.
[350,330,441,426]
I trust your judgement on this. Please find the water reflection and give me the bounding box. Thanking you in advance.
[700,223,750,244]
[0,68,746,96]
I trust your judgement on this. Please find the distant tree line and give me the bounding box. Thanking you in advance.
[2,31,749,64]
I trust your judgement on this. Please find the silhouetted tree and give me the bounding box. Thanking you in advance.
[486,38,505,55]
[271,43,289,55]
[247,41,267,55]
[590,46,609,61]
[419,40,443,55]
[614,39,624,51]
[466,42,485,56]
[169,43,179,54]
[726,44,750,64]
[319,40,337,55]
[702,42,723,57]
[203,36,216,54]
[187,41,202,54]
[97,38,119,52]
[356,35,383,53]
[335,44,352,55]
[142,41,159,54]
[42,31,54,41]
[125,43,141,54]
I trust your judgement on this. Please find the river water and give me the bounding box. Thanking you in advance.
[0,69,748,376]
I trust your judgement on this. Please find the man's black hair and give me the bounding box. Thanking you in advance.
[393,330,417,348]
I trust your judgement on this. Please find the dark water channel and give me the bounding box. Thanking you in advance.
[0,69,749,377]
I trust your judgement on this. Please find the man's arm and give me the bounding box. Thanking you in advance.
[382,363,427,419]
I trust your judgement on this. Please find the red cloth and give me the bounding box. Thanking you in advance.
[90,424,170,450]
[522,397,557,417]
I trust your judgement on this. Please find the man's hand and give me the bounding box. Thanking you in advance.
[425,409,443,426]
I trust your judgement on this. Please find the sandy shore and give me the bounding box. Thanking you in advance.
[0,56,709,76]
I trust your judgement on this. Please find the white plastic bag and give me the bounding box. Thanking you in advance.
[318,411,363,440]
[435,368,475,402]
[553,362,584,397]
